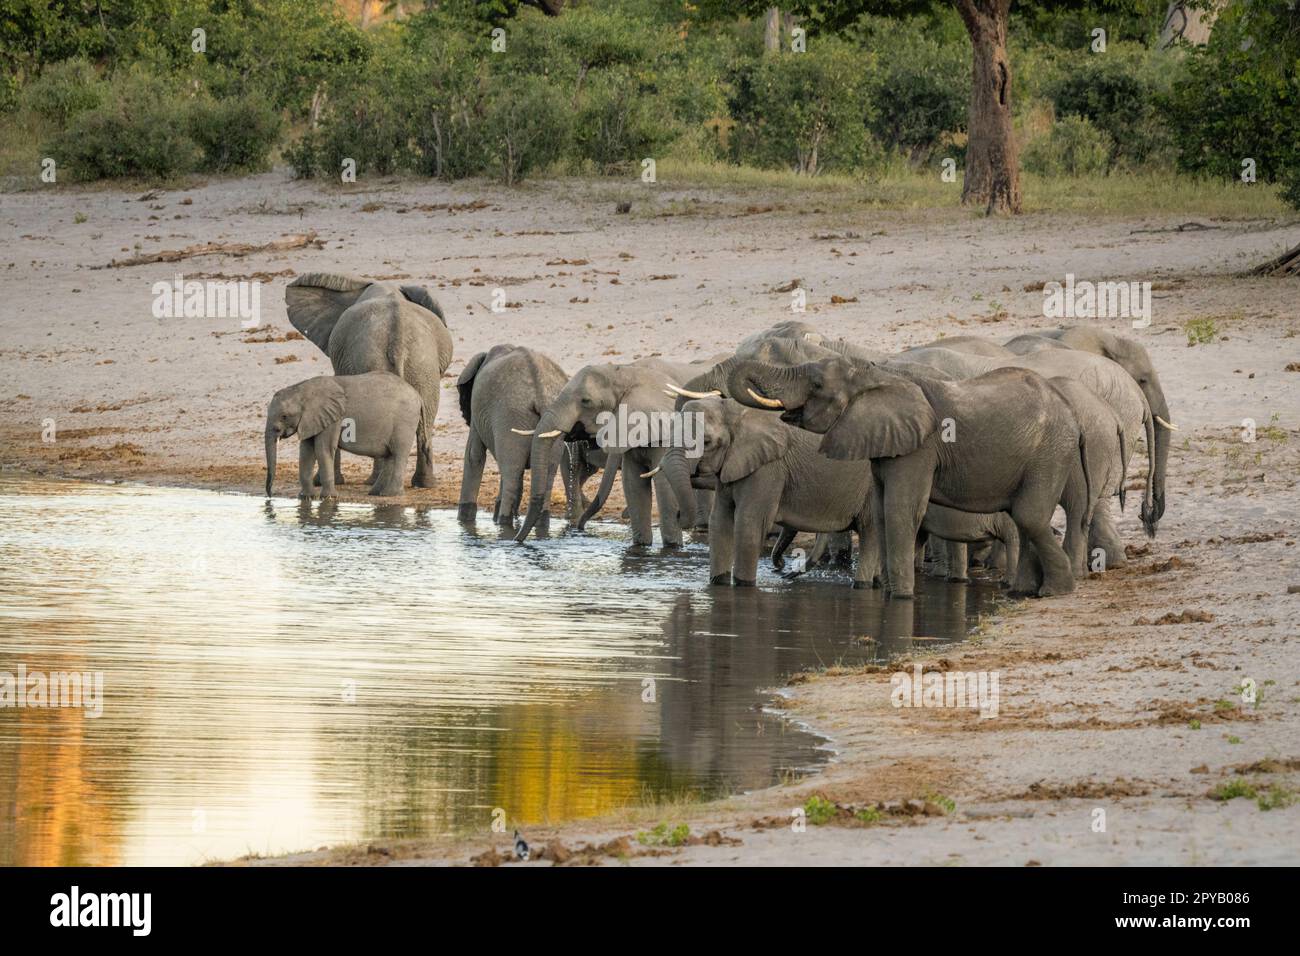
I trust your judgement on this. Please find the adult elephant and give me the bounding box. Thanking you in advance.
[456,344,597,528]
[285,274,452,488]
[728,359,1088,599]
[1004,326,1176,522]
[514,357,707,546]
[897,345,1159,562]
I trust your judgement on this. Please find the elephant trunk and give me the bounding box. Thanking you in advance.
[264,427,278,498]
[726,360,810,411]
[1147,382,1171,523]
[1138,406,1159,538]
[516,407,572,542]
[661,447,699,530]
[672,356,737,411]
[576,451,621,530]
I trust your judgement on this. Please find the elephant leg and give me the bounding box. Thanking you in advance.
[458,430,487,522]
[709,490,735,585]
[880,466,930,599]
[316,438,337,500]
[992,514,1020,587]
[498,468,525,530]
[623,465,654,546]
[806,533,829,567]
[731,494,777,587]
[852,513,879,589]
[315,446,344,487]
[411,401,435,489]
[652,471,684,548]
[694,489,712,530]
[1088,499,1127,571]
[1059,467,1091,577]
[298,440,315,499]
[945,540,969,583]
[1010,494,1074,597]
[370,455,404,497]
[771,526,797,570]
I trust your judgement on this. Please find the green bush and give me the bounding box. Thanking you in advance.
[572,68,666,174]
[45,70,200,180]
[20,58,106,125]
[729,40,871,174]
[480,76,569,184]
[1023,114,1114,176]
[188,91,282,173]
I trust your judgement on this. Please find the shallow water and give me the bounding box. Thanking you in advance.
[0,475,1001,865]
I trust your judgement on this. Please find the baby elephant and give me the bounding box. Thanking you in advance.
[265,373,421,499]
[662,397,876,588]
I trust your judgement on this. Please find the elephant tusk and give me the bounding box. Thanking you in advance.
[746,388,784,409]
[1154,416,1179,431]
[640,465,661,479]
[662,389,677,397]
[511,428,535,436]
[665,382,722,400]
[537,429,563,439]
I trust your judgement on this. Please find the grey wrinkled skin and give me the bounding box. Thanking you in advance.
[285,274,453,489]
[919,505,1020,587]
[515,356,713,546]
[728,359,1087,600]
[265,372,421,500]
[896,344,1159,564]
[663,398,877,588]
[456,344,598,528]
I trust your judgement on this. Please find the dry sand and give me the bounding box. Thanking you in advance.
[2,171,1298,865]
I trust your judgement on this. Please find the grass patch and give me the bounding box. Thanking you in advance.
[803,795,837,826]
[1256,784,1297,811]
[1210,778,1257,801]
[1185,316,1220,346]
[635,822,691,847]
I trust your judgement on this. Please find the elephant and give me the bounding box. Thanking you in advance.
[1003,325,1175,522]
[264,372,421,499]
[285,274,453,488]
[513,357,709,546]
[456,344,597,528]
[728,358,1089,599]
[661,397,877,588]
[917,505,1020,586]
[739,320,890,364]
[894,344,1159,563]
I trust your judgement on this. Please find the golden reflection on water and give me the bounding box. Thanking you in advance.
[0,476,1000,865]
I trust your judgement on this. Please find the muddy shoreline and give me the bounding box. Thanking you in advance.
[3,172,1298,864]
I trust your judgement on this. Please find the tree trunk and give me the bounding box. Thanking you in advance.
[764,7,781,54]
[1249,241,1300,277]
[956,0,1021,215]
[1159,1,1220,49]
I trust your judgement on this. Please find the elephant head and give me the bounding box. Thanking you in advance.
[285,273,447,353]
[264,377,346,496]
[513,364,669,541]
[727,358,938,461]
[1055,326,1174,521]
[661,399,793,528]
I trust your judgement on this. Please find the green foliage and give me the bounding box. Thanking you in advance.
[636,822,690,846]
[1024,114,1114,176]
[572,68,667,174]
[188,91,282,173]
[729,39,871,174]
[803,794,837,825]
[1184,316,1219,346]
[18,57,105,126]
[480,75,570,184]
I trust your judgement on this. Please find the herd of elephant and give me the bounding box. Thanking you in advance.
[264,273,1176,600]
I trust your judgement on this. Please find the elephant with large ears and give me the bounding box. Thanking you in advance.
[662,397,877,587]
[728,359,1088,599]
[285,274,452,489]
[1004,325,1175,523]
[513,357,708,545]
[456,344,597,528]
[265,372,421,499]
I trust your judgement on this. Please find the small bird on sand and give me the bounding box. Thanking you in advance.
[513,829,530,861]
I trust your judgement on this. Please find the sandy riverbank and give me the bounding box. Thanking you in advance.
[2,171,1298,864]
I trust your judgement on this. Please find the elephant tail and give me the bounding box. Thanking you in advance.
[456,351,489,426]
[1138,405,1158,538]
[1078,426,1093,534]
[1116,422,1127,511]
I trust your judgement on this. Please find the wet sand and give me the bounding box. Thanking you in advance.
[2,171,1298,865]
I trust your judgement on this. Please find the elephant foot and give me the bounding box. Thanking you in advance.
[1037,580,1075,598]
[663,540,684,550]
[852,580,869,590]
[411,472,435,489]
[457,503,477,522]
[370,485,402,498]
[733,578,756,588]
[710,572,732,586]
[888,590,915,600]
[946,575,970,584]
[297,493,312,500]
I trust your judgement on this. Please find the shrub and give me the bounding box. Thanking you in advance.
[1023,114,1114,176]
[46,69,200,180]
[729,40,870,175]
[480,76,569,184]
[20,58,106,126]
[572,68,667,174]
[188,91,282,173]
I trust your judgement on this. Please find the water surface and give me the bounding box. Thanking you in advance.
[0,475,1000,865]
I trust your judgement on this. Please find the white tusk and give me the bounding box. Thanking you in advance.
[537,429,563,439]
[640,465,662,479]
[666,382,722,400]
[746,388,784,409]
[663,389,677,397]
[1154,416,1180,431]
[510,428,535,436]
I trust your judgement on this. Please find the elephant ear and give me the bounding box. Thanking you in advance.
[456,351,489,426]
[400,285,446,324]
[298,378,348,440]
[820,373,937,461]
[286,274,370,353]
[720,407,791,483]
